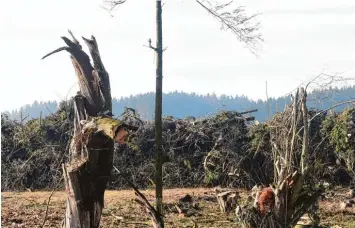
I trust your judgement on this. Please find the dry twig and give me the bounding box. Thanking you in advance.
[113,166,164,228]
[40,190,55,228]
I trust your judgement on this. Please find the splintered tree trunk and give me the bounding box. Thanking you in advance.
[155,0,164,214]
[42,31,120,228]
[235,88,322,228]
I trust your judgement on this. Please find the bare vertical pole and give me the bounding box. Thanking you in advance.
[266,81,270,120]
[300,87,309,174]
[20,107,23,122]
[39,111,42,126]
[155,0,164,214]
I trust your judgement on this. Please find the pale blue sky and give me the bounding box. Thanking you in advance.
[1,0,354,111]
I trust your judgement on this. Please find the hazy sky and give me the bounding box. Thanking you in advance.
[1,0,354,111]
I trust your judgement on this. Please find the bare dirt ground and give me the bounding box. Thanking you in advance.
[2,188,355,227]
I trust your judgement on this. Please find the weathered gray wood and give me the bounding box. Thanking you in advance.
[43,31,115,228]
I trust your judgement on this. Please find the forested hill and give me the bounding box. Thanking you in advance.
[4,86,355,122]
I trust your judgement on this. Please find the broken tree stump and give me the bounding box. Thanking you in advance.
[235,88,323,228]
[43,31,133,228]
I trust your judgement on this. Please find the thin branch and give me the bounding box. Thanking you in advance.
[144,38,158,52]
[293,98,355,137]
[308,99,355,123]
[40,190,55,228]
[113,166,158,215]
[102,0,126,14]
[284,70,355,98]
[41,47,69,60]
[240,109,258,115]
[40,174,63,228]
[42,33,84,60]
[113,166,164,227]
[266,81,270,120]
[196,0,263,55]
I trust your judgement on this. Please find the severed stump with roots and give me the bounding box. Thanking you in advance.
[42,31,138,228]
[235,88,323,228]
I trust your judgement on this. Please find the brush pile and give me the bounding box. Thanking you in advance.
[1,101,354,191]
[320,108,355,183]
[1,101,72,190]
[112,108,261,189]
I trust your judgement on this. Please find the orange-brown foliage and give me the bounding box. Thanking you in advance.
[257,187,275,215]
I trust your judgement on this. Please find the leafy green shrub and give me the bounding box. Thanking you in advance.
[322,108,355,175]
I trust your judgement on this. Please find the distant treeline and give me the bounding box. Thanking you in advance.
[3,86,355,122]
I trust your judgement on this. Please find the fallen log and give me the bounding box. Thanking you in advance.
[240,109,258,115]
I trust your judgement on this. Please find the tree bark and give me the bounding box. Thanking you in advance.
[155,0,164,214]
[43,32,121,228]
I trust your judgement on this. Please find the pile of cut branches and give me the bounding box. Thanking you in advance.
[321,107,355,182]
[112,109,262,188]
[1,102,72,190]
[2,102,354,191]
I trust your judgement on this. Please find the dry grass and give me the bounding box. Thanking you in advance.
[1,188,355,227]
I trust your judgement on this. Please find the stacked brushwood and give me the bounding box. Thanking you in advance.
[248,106,355,186]
[1,106,261,190]
[111,108,262,189]
[1,104,354,191]
[321,107,355,183]
[1,102,72,191]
